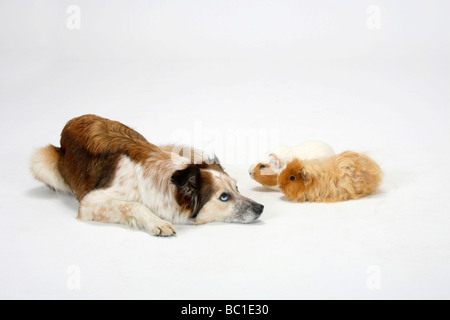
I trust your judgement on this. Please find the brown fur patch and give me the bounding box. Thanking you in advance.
[58,114,162,200]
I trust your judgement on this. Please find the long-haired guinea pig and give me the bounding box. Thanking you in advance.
[278,151,382,202]
[249,140,335,189]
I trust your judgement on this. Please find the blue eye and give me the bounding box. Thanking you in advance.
[219,193,230,202]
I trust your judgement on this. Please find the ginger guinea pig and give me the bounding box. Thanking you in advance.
[278,151,382,202]
[249,140,335,189]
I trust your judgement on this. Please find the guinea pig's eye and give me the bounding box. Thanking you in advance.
[289,176,296,181]
[259,164,266,170]
[219,193,231,202]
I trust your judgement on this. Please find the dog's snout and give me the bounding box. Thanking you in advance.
[252,203,264,215]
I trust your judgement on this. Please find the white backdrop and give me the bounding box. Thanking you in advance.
[0,0,449,299]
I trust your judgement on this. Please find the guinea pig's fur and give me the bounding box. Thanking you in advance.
[278,151,382,202]
[249,141,335,188]
[250,159,279,187]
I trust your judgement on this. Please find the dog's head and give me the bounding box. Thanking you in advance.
[277,159,311,201]
[171,163,264,224]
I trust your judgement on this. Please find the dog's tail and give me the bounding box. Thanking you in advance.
[30,145,72,193]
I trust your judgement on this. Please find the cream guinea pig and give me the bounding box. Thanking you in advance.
[248,140,335,189]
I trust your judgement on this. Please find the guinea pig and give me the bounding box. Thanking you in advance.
[249,154,280,188]
[277,151,382,202]
[249,140,335,189]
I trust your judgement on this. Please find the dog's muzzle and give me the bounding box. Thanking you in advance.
[233,198,264,223]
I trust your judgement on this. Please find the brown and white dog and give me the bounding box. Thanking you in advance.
[30,115,264,236]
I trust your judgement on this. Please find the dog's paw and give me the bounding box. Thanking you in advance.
[147,219,177,237]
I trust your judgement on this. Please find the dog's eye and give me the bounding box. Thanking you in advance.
[289,176,296,181]
[259,164,266,170]
[219,193,230,202]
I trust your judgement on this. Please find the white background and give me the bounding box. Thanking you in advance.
[0,0,449,299]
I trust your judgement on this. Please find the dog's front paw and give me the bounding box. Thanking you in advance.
[147,219,177,237]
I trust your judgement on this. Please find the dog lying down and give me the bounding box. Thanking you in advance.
[30,114,264,236]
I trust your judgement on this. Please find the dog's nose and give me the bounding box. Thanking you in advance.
[252,203,264,215]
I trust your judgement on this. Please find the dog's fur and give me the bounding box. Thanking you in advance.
[30,114,263,236]
[278,151,382,202]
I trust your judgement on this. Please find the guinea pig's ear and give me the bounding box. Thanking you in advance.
[268,153,281,170]
[298,169,311,185]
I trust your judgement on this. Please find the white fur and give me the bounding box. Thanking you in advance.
[30,147,72,193]
[77,154,192,236]
[273,140,335,164]
[78,190,177,236]
[76,151,261,234]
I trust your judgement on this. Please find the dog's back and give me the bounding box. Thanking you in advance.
[31,114,164,200]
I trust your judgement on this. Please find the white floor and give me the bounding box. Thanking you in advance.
[0,1,449,299]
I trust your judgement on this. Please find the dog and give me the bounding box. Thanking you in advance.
[30,114,264,236]
[278,151,382,202]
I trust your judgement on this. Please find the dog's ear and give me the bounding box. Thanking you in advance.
[171,164,201,193]
[171,164,202,215]
[205,154,224,172]
[297,169,311,185]
[205,153,220,165]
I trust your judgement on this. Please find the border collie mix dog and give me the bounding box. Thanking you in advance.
[30,115,264,236]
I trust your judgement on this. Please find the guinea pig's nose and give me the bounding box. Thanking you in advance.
[249,171,254,177]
